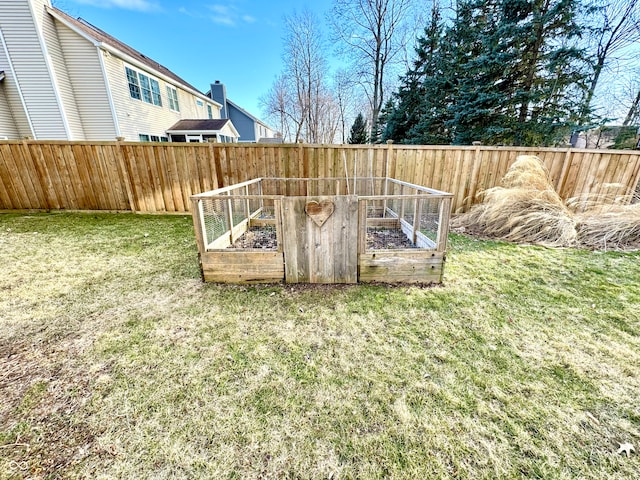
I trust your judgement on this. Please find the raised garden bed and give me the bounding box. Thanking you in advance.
[191,177,453,284]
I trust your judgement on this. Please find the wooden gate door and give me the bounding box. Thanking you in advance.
[281,195,358,283]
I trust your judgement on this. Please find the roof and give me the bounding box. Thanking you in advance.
[166,119,233,132]
[47,6,203,95]
[205,88,274,131]
[226,99,273,130]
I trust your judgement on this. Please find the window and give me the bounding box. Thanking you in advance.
[126,67,161,106]
[150,79,162,106]
[196,99,203,107]
[139,134,150,142]
[167,86,180,111]
[150,135,160,142]
[160,136,169,142]
[139,73,152,103]
[207,104,213,119]
[126,67,141,100]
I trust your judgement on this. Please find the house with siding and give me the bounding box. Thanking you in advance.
[207,81,280,143]
[0,0,238,142]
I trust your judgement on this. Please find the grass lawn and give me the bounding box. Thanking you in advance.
[1,212,639,479]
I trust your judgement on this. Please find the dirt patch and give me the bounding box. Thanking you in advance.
[0,340,105,478]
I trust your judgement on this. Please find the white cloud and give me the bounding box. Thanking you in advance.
[70,0,160,12]
[178,6,205,19]
[207,3,256,27]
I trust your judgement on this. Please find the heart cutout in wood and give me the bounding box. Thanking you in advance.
[305,200,335,227]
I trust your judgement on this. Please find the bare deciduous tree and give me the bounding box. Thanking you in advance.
[261,9,328,143]
[328,0,419,141]
[582,0,640,121]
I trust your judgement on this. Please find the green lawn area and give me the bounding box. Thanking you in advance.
[1,212,639,479]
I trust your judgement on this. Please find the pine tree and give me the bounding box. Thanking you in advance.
[381,2,452,144]
[382,0,590,146]
[348,113,369,144]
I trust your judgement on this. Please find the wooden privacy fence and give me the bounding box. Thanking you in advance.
[1,141,639,214]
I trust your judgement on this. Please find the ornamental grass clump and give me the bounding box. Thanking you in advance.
[576,203,640,251]
[453,155,578,247]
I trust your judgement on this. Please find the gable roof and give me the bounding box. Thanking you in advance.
[166,119,238,135]
[226,99,273,130]
[204,88,274,131]
[46,6,211,100]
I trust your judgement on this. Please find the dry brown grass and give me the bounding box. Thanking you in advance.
[576,203,640,251]
[453,156,577,247]
[453,155,640,251]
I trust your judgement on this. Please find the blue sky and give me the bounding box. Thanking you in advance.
[51,0,335,119]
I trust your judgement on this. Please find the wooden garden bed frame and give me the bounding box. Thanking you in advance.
[191,177,453,284]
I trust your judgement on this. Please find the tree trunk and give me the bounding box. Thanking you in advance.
[623,89,640,126]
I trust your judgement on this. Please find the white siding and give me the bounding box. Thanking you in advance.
[0,30,30,138]
[55,24,116,140]
[0,86,20,139]
[0,0,68,139]
[220,122,239,140]
[37,1,85,139]
[104,53,221,141]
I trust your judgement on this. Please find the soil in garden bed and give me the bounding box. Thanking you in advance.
[230,226,416,250]
[367,228,416,249]
[231,226,278,249]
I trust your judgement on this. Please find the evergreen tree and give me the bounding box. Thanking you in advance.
[383,0,590,146]
[347,113,369,144]
[381,2,452,144]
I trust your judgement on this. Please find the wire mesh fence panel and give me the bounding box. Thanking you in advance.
[201,197,229,246]
[418,197,442,244]
[363,196,444,251]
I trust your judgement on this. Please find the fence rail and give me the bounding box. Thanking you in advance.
[1,141,639,214]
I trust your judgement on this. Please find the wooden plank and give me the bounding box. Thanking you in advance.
[24,142,55,209]
[191,198,207,255]
[50,143,77,208]
[359,251,444,283]
[437,197,452,252]
[617,153,640,199]
[230,218,250,243]
[39,143,65,209]
[114,142,137,211]
[358,199,368,254]
[201,251,285,283]
[281,195,358,283]
[249,218,277,227]
[103,145,130,210]
[281,195,309,283]
[367,217,401,228]
[572,150,597,203]
[93,144,117,210]
[7,143,38,208]
[331,195,359,283]
[208,233,232,250]
[0,144,20,209]
[627,155,640,199]
[63,144,87,209]
[123,145,149,212]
